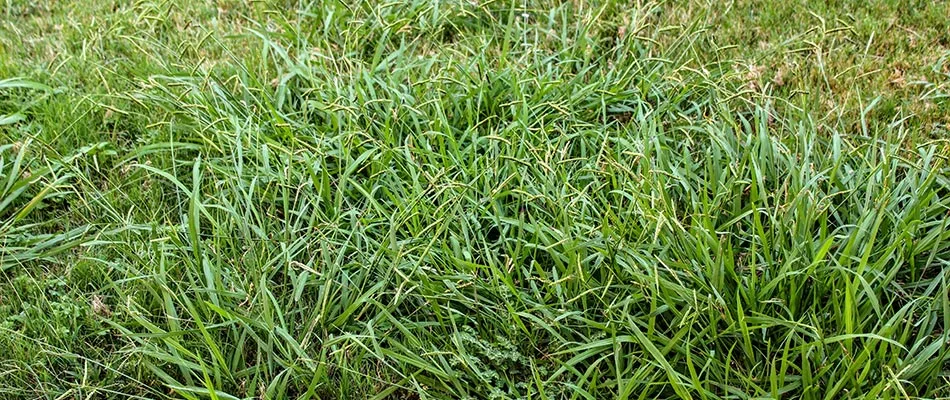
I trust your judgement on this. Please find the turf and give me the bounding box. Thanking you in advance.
[1,0,949,398]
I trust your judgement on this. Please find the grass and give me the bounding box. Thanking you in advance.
[1,0,949,398]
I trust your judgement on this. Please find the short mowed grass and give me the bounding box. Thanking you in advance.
[1,0,949,398]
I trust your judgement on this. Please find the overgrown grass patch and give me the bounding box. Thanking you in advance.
[1,0,949,398]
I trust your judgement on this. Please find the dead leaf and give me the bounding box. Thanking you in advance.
[91,295,111,317]
[888,67,905,87]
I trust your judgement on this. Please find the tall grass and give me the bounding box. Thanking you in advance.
[1,0,948,398]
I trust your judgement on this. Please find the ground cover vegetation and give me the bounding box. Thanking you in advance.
[1,0,949,398]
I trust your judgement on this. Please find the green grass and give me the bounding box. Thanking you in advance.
[1,0,949,398]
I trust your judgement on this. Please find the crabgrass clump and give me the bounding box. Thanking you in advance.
[1,0,949,399]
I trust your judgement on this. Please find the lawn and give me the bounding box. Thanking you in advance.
[1,0,949,398]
